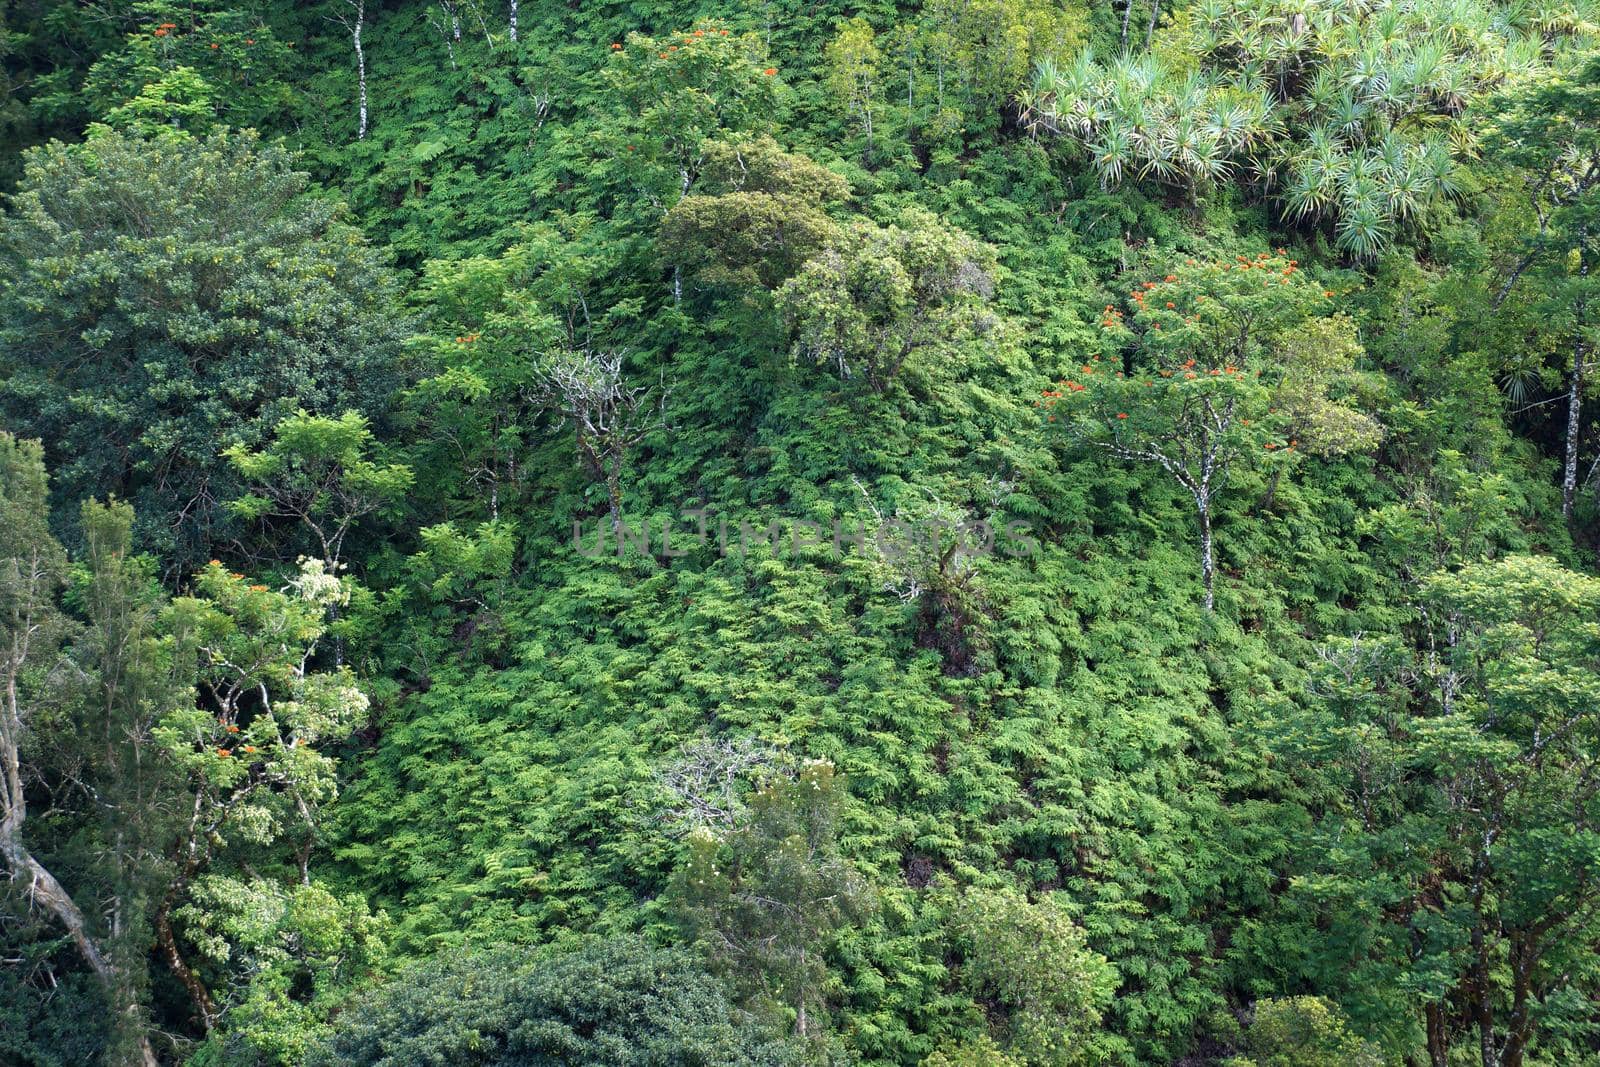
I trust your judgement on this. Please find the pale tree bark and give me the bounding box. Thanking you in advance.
[508,0,517,40]
[330,0,369,140]
[1562,341,1584,519]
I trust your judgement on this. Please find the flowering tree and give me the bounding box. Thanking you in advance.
[154,560,367,1030]
[1046,252,1378,611]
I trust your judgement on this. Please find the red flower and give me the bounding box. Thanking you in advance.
[210,42,218,48]
[611,42,622,49]
[1116,413,1128,419]
[1165,302,1175,308]
[763,67,778,76]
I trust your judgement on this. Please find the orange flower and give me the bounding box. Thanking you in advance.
[1165,302,1175,309]
[210,42,218,48]
[209,559,221,566]
[611,42,622,49]
[1116,412,1128,419]
[1324,290,1335,298]
[244,38,254,44]
[1164,274,1176,282]
[243,745,257,753]
[669,45,678,51]
[1184,371,1196,379]
[1151,323,1161,330]
[763,67,778,76]
[249,584,266,591]
[660,52,669,58]
[217,749,232,757]
[226,724,240,733]
[693,29,705,36]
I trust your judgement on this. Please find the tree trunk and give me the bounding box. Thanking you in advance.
[350,2,369,140]
[1198,499,1215,613]
[1145,0,1162,48]
[1426,999,1450,1067]
[1562,343,1584,519]
[1471,918,1498,1067]
[508,0,517,40]
[1120,0,1135,50]
[156,893,217,1032]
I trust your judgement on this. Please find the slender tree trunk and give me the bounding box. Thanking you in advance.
[508,0,517,40]
[1145,0,1162,48]
[1426,1000,1450,1067]
[348,1,369,140]
[1471,916,1498,1067]
[1503,935,1533,1067]
[1121,0,1135,50]
[1562,343,1584,519]
[1198,496,1215,613]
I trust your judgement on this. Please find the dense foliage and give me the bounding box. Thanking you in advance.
[2,1,1599,1065]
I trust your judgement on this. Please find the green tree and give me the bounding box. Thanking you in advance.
[943,885,1116,1065]
[309,936,801,1066]
[1482,52,1600,519]
[224,409,413,573]
[659,134,848,292]
[0,435,163,1066]
[153,558,367,1032]
[1050,252,1376,611]
[675,759,873,1039]
[1283,556,1600,1067]
[1234,997,1384,1067]
[778,208,996,390]
[825,18,882,159]
[0,127,405,565]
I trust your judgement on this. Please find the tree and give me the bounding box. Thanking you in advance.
[1049,252,1377,611]
[1282,556,1600,1067]
[0,127,405,566]
[674,759,872,1038]
[534,348,664,544]
[309,936,801,1066]
[0,434,162,1067]
[659,134,847,292]
[778,208,997,390]
[942,885,1116,1065]
[1022,0,1591,255]
[224,409,414,573]
[1236,997,1384,1067]
[1482,53,1600,519]
[825,18,882,158]
[153,559,368,1030]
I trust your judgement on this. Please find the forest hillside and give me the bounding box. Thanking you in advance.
[2,1,1600,1064]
